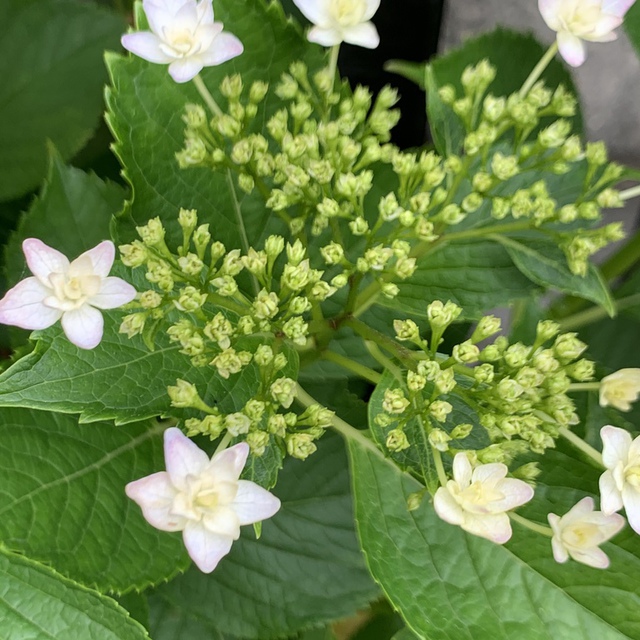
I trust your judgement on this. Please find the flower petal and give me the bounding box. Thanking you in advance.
[599,469,624,514]
[307,26,343,47]
[551,535,569,563]
[164,427,209,490]
[472,462,508,487]
[569,546,611,569]
[342,22,380,49]
[143,0,182,34]
[363,0,382,20]
[196,0,214,24]
[202,505,241,538]
[182,521,233,573]
[125,471,185,531]
[210,442,250,480]
[168,57,204,83]
[601,425,632,469]
[200,32,244,66]
[462,512,512,544]
[493,478,535,511]
[88,277,137,310]
[538,0,563,30]
[232,480,281,525]
[433,487,464,526]
[70,241,115,278]
[22,238,69,285]
[588,14,623,38]
[0,277,61,330]
[603,0,636,16]
[452,453,473,488]
[622,485,640,534]
[557,31,587,67]
[121,32,173,63]
[291,0,331,25]
[60,305,104,349]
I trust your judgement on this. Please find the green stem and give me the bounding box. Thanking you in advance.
[558,427,604,467]
[295,384,383,458]
[568,382,600,392]
[519,41,559,97]
[601,228,640,281]
[365,341,402,381]
[214,431,233,455]
[192,74,224,117]
[559,293,640,330]
[321,350,382,384]
[620,184,640,201]
[328,44,340,93]
[509,512,554,537]
[431,446,449,486]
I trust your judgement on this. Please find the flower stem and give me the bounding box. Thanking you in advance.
[328,44,340,94]
[214,431,233,455]
[519,41,559,97]
[568,382,601,392]
[620,184,640,201]
[192,74,224,117]
[558,427,604,467]
[295,383,384,458]
[365,341,402,381]
[559,293,640,330]
[321,350,382,384]
[509,512,554,537]
[431,446,449,486]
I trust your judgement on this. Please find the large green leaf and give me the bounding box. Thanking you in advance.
[389,239,537,319]
[624,2,640,58]
[106,0,324,250]
[0,0,124,201]
[496,234,615,316]
[0,548,150,639]
[0,407,189,592]
[349,440,640,639]
[0,315,272,424]
[150,433,379,639]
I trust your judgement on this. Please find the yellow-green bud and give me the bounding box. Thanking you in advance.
[381,282,399,298]
[140,291,163,309]
[428,428,451,451]
[383,388,410,414]
[504,343,531,368]
[286,433,317,460]
[349,217,369,236]
[554,333,587,362]
[474,363,494,383]
[451,423,473,440]
[168,379,201,408]
[270,377,296,408]
[253,289,279,319]
[491,152,519,180]
[394,319,420,342]
[178,253,205,277]
[174,286,207,312]
[427,300,461,328]
[225,412,251,437]
[386,428,410,452]
[120,241,148,268]
[120,313,146,338]
[435,368,456,394]
[452,340,480,364]
[429,400,452,422]
[137,217,165,247]
[407,371,427,392]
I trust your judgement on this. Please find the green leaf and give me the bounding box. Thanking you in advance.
[624,2,640,59]
[148,596,227,640]
[4,146,125,288]
[0,317,294,425]
[0,547,150,639]
[150,433,379,639]
[349,441,640,639]
[389,239,537,319]
[0,407,189,592]
[496,234,615,316]
[105,0,324,250]
[0,0,125,201]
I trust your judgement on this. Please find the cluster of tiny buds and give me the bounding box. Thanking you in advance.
[378,302,594,466]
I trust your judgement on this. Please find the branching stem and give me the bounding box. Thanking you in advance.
[558,427,604,467]
[509,512,554,537]
[321,350,382,384]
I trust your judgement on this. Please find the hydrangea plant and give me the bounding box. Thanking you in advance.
[1,0,640,637]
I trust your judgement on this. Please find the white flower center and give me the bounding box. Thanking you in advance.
[161,27,201,58]
[558,0,605,35]
[454,480,504,513]
[172,474,239,522]
[562,521,600,548]
[329,0,367,26]
[46,272,101,311]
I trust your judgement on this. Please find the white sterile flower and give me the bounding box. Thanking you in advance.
[599,425,640,533]
[121,0,243,83]
[599,368,640,412]
[126,428,281,573]
[548,497,625,568]
[538,0,635,67]
[293,0,381,49]
[0,239,136,350]
[434,452,534,543]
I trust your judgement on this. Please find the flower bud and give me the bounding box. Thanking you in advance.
[270,377,296,409]
[491,152,519,180]
[120,313,146,338]
[178,208,198,234]
[474,363,494,384]
[168,379,201,408]
[554,333,587,362]
[503,343,531,368]
[407,371,427,392]
[429,400,453,422]
[585,141,607,166]
[283,316,309,345]
[451,423,473,440]
[193,224,212,256]
[452,340,480,364]
[245,431,270,456]
[538,119,571,148]
[497,378,524,402]
[137,217,165,247]
[178,253,205,277]
[566,359,595,382]
[267,414,287,438]
[264,235,285,260]
[429,428,451,451]
[599,368,640,412]
[382,388,410,414]
[394,319,421,342]
[225,412,251,437]
[286,433,317,460]
[386,428,410,452]
[174,286,207,312]
[120,241,148,268]
[253,289,279,319]
[349,217,369,236]
[435,368,456,394]
[139,290,162,309]
[427,300,462,328]
[417,360,440,381]
[204,313,234,349]
[380,282,399,298]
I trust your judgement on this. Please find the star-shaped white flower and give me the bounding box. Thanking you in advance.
[0,239,136,349]
[599,425,640,534]
[599,368,640,412]
[293,0,381,49]
[548,496,625,568]
[121,0,243,83]
[126,428,281,573]
[539,0,636,67]
[433,453,534,543]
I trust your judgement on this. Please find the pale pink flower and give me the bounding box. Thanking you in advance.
[599,425,640,534]
[0,239,135,350]
[548,496,625,568]
[433,452,534,544]
[121,0,243,83]
[293,0,381,49]
[539,0,636,67]
[126,428,281,573]
[599,368,640,412]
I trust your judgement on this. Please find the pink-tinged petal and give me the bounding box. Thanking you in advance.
[622,485,640,534]
[433,487,464,526]
[493,478,535,511]
[551,536,569,563]
[61,305,104,350]
[292,0,331,25]
[557,31,587,67]
[210,442,250,479]
[194,22,224,51]
[538,0,563,30]
[363,0,382,20]
[452,453,473,488]
[202,505,241,538]
[588,30,618,42]
[600,470,624,514]
[0,278,61,330]
[125,471,185,531]
[603,0,637,16]
[588,14,623,38]
[88,277,137,310]
[308,26,343,47]
[22,238,69,285]
[342,22,380,49]
[168,57,204,83]
[601,425,632,469]
[164,427,209,489]
[70,241,115,278]
[472,462,508,487]
[462,512,512,544]
[182,521,233,573]
[121,32,173,63]
[232,480,281,525]
[200,32,244,66]
[583,511,626,539]
[570,546,610,569]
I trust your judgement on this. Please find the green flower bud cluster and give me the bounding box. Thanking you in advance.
[559,223,625,276]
